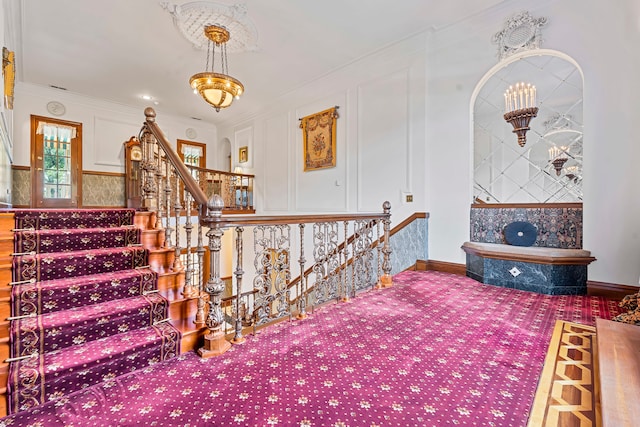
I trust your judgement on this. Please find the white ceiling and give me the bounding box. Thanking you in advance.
[16,0,507,127]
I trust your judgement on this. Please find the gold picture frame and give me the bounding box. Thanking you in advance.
[300,106,339,171]
[2,47,15,110]
[239,146,248,163]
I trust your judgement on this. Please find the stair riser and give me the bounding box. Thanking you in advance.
[140,229,165,250]
[14,228,141,254]
[149,249,176,273]
[13,248,148,282]
[11,270,157,316]
[13,209,136,231]
[157,271,185,293]
[12,294,169,356]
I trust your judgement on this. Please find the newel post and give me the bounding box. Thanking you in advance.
[380,201,394,288]
[198,194,231,358]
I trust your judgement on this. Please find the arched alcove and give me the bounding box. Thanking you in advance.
[471,49,583,203]
[218,137,232,172]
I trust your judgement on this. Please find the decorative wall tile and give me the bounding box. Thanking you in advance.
[12,168,31,206]
[470,206,582,249]
[82,173,125,207]
[390,217,428,274]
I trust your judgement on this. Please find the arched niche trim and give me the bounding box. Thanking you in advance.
[218,137,232,172]
[470,49,584,204]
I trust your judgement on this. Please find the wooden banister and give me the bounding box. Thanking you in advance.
[143,108,208,209]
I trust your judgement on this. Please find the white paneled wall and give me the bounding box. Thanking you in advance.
[219,32,427,221]
[12,83,219,173]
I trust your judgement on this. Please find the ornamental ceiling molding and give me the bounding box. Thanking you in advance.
[492,11,547,60]
[161,1,258,53]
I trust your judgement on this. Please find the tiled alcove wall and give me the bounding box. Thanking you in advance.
[11,167,125,207]
[469,203,583,249]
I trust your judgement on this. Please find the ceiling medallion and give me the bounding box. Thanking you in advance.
[161,1,258,53]
[492,11,547,60]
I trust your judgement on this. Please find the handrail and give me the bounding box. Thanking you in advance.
[187,164,256,181]
[136,108,394,360]
[142,107,208,209]
[201,212,387,228]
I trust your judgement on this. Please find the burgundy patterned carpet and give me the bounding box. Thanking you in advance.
[0,270,620,426]
[7,209,180,415]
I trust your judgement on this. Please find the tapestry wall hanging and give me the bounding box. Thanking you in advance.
[300,106,339,171]
[2,47,15,110]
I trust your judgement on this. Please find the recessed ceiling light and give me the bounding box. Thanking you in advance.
[141,95,153,100]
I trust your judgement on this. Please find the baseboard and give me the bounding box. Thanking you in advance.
[411,259,466,276]
[587,280,638,300]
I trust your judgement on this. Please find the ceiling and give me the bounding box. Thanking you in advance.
[15,0,508,128]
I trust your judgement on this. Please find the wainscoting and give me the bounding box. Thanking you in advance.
[11,165,125,208]
[470,202,583,249]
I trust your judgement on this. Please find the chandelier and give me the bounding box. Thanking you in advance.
[503,82,538,147]
[548,146,568,176]
[190,25,244,112]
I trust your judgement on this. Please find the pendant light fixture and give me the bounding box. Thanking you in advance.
[190,25,244,112]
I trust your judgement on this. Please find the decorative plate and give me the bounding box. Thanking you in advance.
[186,128,197,139]
[46,101,66,116]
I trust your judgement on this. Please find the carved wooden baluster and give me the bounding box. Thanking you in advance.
[232,226,246,344]
[140,131,157,209]
[375,220,383,289]
[163,162,173,248]
[341,220,349,301]
[172,177,183,272]
[380,201,393,287]
[154,150,164,232]
[182,192,197,297]
[194,221,206,325]
[198,195,231,358]
[297,224,307,319]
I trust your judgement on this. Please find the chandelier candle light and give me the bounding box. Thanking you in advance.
[504,82,538,147]
[190,25,244,112]
[548,145,568,176]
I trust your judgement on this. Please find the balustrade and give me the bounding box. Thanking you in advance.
[138,107,393,358]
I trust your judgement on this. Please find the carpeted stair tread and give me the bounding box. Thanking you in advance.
[11,293,169,356]
[12,246,148,282]
[7,321,180,413]
[11,268,157,316]
[6,208,182,416]
[13,208,135,231]
[14,226,141,254]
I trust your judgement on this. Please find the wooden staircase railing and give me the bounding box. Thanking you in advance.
[138,107,394,360]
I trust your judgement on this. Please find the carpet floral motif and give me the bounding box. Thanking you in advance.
[0,270,620,426]
[5,209,180,415]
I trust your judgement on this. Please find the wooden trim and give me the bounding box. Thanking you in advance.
[471,202,582,209]
[405,259,465,276]
[587,280,638,300]
[144,116,208,210]
[425,260,466,276]
[389,212,428,238]
[83,170,125,178]
[30,115,83,208]
[414,260,428,271]
[82,205,127,209]
[13,166,124,178]
[461,245,596,266]
[177,139,206,168]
